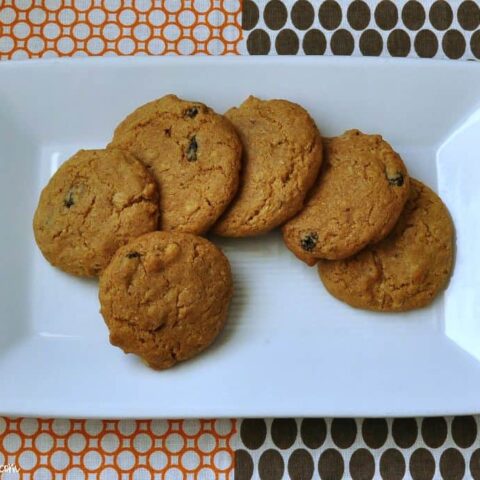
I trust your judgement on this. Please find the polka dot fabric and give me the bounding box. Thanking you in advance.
[0,0,242,59]
[236,417,480,480]
[0,417,236,478]
[241,0,480,58]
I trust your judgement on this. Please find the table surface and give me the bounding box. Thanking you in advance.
[1,0,479,478]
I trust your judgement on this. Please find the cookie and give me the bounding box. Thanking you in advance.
[282,130,410,265]
[99,231,233,369]
[109,94,242,234]
[318,179,454,312]
[212,96,323,237]
[33,148,159,277]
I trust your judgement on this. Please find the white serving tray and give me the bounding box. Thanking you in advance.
[1,56,479,418]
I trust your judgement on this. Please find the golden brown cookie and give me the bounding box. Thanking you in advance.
[33,148,159,277]
[212,96,323,237]
[99,231,233,369]
[109,95,242,234]
[318,179,454,312]
[282,130,410,265]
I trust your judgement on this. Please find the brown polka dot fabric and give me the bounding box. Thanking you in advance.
[241,0,480,59]
[235,417,480,479]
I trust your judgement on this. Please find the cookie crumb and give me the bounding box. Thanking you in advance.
[387,172,404,187]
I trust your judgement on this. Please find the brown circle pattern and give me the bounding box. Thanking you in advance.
[241,0,479,58]
[236,417,480,480]
[380,449,406,480]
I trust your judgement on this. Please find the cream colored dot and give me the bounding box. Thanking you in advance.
[177,38,195,54]
[58,8,76,25]
[88,8,107,25]
[207,38,225,54]
[119,8,137,25]
[164,0,181,12]
[41,49,59,57]
[100,467,119,480]
[222,24,240,41]
[178,10,196,26]
[57,36,75,54]
[74,0,92,10]
[223,0,240,13]
[116,450,136,471]
[148,9,166,26]
[181,420,201,436]
[34,468,53,480]
[197,433,216,453]
[165,468,183,480]
[0,6,16,24]
[66,468,86,480]
[43,22,61,39]
[104,0,121,11]
[20,419,39,436]
[12,22,31,39]
[19,450,38,471]
[118,37,136,54]
[165,433,184,453]
[45,0,61,10]
[28,7,47,24]
[67,433,87,453]
[133,468,152,480]
[214,419,233,436]
[35,433,54,453]
[50,450,70,471]
[193,24,211,41]
[15,0,32,10]
[197,468,216,480]
[27,36,45,53]
[102,22,121,40]
[118,420,136,436]
[148,451,168,470]
[53,419,71,436]
[181,450,200,471]
[85,420,104,436]
[133,23,151,40]
[83,451,102,471]
[134,0,152,12]
[86,36,105,54]
[194,0,211,13]
[73,50,89,56]
[0,37,13,53]
[101,433,120,453]
[163,23,181,41]
[11,48,28,59]
[207,9,225,26]
[214,450,232,471]
[73,23,91,40]
[133,433,152,453]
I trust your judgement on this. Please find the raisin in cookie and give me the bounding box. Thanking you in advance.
[318,179,454,312]
[212,96,323,237]
[33,148,159,277]
[99,231,233,369]
[109,95,242,234]
[282,130,410,265]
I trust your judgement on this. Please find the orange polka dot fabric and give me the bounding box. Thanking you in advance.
[0,0,242,59]
[0,417,236,478]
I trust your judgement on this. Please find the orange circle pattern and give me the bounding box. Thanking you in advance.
[0,417,236,478]
[0,0,243,59]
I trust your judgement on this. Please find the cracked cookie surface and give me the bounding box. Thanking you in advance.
[318,179,454,312]
[99,231,233,369]
[33,148,159,277]
[213,96,323,237]
[282,130,410,265]
[109,95,242,234]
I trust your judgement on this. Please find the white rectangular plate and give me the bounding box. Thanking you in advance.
[1,57,480,418]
